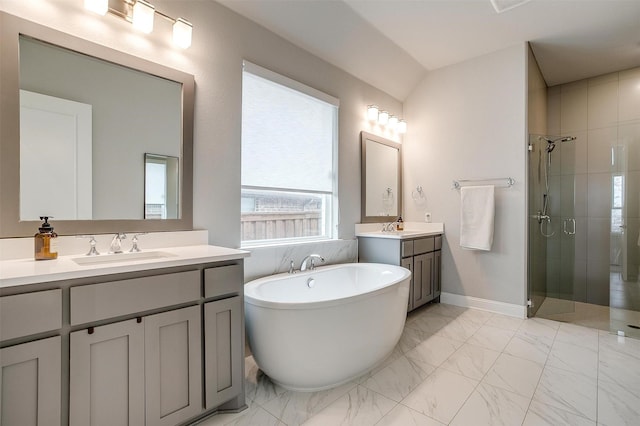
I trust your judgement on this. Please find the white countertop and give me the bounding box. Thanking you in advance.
[0,244,249,288]
[355,222,444,240]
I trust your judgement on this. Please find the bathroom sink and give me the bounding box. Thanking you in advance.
[72,250,176,266]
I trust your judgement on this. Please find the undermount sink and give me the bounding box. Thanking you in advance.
[72,250,176,266]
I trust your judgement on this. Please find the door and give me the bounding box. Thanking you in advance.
[145,306,202,426]
[19,90,92,220]
[204,296,243,409]
[0,336,61,426]
[401,257,414,311]
[413,253,434,309]
[528,134,577,318]
[69,319,144,426]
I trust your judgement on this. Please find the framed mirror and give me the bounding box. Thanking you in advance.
[0,12,194,237]
[360,131,402,223]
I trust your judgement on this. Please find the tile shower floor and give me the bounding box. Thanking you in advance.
[200,303,640,426]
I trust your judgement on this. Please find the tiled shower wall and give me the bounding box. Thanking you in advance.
[547,67,640,306]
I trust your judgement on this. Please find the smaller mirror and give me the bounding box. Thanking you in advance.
[145,154,179,220]
[361,131,402,222]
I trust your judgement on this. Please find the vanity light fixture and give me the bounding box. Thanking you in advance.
[367,105,379,121]
[84,0,194,49]
[397,120,407,134]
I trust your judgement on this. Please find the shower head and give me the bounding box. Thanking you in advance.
[538,135,576,153]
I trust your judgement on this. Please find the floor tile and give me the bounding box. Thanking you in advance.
[401,368,478,424]
[547,340,598,378]
[405,334,464,368]
[484,314,523,331]
[598,337,640,394]
[532,366,597,421]
[439,342,500,380]
[245,356,287,405]
[518,318,559,339]
[355,345,404,384]
[456,308,495,326]
[467,324,515,352]
[363,355,434,402]
[261,381,356,426]
[397,325,433,354]
[597,378,640,426]
[449,383,529,426]
[522,401,595,426]
[555,323,599,350]
[302,386,396,426]
[503,330,553,364]
[434,317,481,341]
[482,352,543,399]
[405,314,450,336]
[375,404,445,426]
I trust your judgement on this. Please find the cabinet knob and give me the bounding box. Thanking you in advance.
[88,327,94,335]
[136,317,142,323]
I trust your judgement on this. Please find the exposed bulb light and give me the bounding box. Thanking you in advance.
[84,0,108,15]
[132,0,155,34]
[388,115,398,130]
[173,18,193,49]
[398,120,407,134]
[367,105,379,121]
[378,110,389,126]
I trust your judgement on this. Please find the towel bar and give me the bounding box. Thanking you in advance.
[453,177,515,189]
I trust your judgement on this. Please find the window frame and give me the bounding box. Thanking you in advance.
[240,61,339,248]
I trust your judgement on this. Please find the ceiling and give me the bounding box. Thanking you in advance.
[217,0,640,101]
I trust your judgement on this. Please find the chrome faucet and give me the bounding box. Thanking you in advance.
[109,233,127,254]
[300,254,325,272]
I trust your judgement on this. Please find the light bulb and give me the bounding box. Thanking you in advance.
[398,120,407,134]
[388,115,398,130]
[367,105,379,122]
[84,0,108,15]
[378,110,389,126]
[132,0,155,34]
[173,18,193,49]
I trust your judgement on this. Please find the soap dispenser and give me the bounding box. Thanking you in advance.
[34,216,58,260]
[396,216,404,231]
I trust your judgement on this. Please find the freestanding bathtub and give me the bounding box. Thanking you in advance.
[244,262,411,391]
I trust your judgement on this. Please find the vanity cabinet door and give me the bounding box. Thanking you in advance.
[145,306,202,426]
[0,336,61,426]
[204,296,243,409]
[69,319,145,426]
[401,257,414,311]
[434,250,442,297]
[413,253,434,309]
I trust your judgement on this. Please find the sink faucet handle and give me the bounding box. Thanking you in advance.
[310,256,325,270]
[288,259,296,274]
[129,233,147,253]
[77,235,100,256]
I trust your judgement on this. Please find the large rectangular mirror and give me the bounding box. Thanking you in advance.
[360,131,402,223]
[0,12,194,236]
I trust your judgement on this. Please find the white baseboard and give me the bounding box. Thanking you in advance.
[440,292,527,319]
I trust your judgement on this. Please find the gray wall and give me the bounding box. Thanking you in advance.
[0,0,402,249]
[403,44,528,307]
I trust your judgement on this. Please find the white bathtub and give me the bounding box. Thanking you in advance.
[244,262,411,391]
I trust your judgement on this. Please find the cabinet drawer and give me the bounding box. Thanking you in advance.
[401,240,414,258]
[1,289,62,341]
[414,237,435,254]
[70,270,200,325]
[204,264,243,299]
[435,235,442,250]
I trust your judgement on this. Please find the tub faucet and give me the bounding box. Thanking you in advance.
[300,254,325,272]
[109,233,127,254]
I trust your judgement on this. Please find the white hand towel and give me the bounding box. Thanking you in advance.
[460,185,495,251]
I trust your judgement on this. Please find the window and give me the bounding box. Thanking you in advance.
[241,61,338,245]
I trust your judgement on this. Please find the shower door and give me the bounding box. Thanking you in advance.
[528,134,577,318]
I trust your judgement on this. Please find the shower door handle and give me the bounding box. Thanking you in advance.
[563,218,576,235]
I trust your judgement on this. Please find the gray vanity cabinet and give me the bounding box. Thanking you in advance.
[359,235,442,312]
[0,336,62,426]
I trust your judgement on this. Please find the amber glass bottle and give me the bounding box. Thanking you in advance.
[34,216,58,260]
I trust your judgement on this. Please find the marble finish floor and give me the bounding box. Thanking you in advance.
[200,303,640,425]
